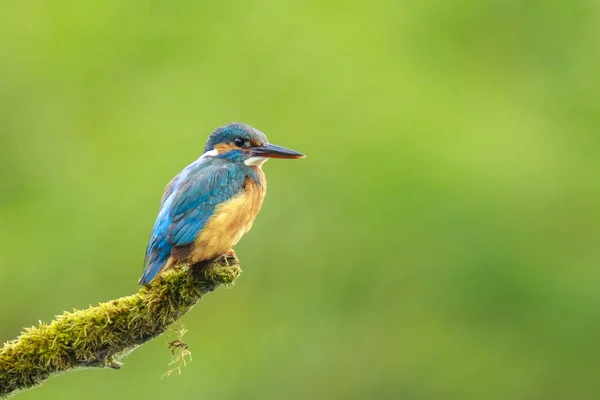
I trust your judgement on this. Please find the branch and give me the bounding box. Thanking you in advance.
[0,255,241,398]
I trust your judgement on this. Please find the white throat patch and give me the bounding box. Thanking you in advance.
[202,149,219,157]
[244,156,269,167]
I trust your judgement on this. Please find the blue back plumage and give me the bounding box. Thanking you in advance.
[139,154,248,284]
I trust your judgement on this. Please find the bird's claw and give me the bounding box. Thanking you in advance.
[226,249,237,258]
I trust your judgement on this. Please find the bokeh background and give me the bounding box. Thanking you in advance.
[1,1,599,399]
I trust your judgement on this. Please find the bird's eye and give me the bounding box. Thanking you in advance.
[234,138,246,147]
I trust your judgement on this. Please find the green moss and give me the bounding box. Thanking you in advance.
[0,255,241,398]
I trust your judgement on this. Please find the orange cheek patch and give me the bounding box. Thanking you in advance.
[214,143,239,154]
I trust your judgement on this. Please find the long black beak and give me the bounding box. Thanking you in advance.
[251,143,305,159]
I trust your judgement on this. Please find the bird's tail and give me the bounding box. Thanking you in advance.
[139,242,173,285]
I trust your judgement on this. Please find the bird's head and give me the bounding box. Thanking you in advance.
[203,123,305,166]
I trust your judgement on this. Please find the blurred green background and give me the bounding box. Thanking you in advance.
[1,0,599,399]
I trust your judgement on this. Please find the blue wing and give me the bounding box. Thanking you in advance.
[139,160,246,284]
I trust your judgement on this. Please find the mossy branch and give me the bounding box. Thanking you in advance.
[0,255,241,398]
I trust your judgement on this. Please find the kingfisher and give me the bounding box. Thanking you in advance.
[139,123,305,285]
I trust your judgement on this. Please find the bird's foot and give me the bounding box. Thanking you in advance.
[221,249,238,267]
[226,249,237,258]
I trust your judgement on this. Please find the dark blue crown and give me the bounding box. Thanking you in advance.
[204,123,268,152]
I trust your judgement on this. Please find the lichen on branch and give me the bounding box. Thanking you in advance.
[0,255,241,398]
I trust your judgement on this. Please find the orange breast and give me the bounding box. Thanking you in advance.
[190,168,266,263]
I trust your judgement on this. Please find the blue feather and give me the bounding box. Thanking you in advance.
[139,157,246,284]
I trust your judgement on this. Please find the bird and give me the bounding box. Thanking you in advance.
[138,123,305,285]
